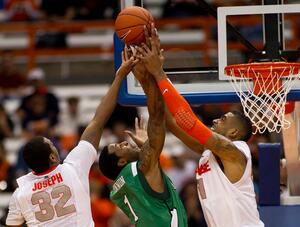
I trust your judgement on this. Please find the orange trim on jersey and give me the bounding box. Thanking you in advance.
[33,165,58,176]
[158,79,213,144]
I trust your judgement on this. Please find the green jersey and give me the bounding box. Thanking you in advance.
[110,161,188,227]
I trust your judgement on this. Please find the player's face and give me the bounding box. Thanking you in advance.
[43,137,60,165]
[211,112,238,138]
[108,141,139,162]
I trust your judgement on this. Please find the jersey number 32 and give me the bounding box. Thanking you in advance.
[31,184,76,222]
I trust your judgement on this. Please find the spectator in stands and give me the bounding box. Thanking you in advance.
[106,104,138,131]
[57,96,85,153]
[90,180,116,227]
[4,0,39,22]
[165,144,196,193]
[14,90,62,176]
[0,101,14,153]
[0,147,16,192]
[15,68,61,173]
[0,104,14,143]
[39,0,79,21]
[37,0,78,48]
[0,103,16,192]
[57,96,82,135]
[17,67,59,135]
[0,50,26,98]
[21,94,54,133]
[0,103,15,192]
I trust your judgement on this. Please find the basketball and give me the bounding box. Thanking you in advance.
[115,6,154,45]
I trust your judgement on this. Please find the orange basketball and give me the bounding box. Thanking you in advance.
[115,6,154,45]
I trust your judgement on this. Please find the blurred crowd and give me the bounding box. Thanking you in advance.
[0,0,265,23]
[0,0,272,50]
[1,0,118,22]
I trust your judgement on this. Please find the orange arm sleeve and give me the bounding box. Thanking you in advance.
[158,79,213,144]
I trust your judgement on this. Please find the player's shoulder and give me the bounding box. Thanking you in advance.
[111,162,138,196]
[64,140,97,163]
[11,187,21,198]
[9,187,23,207]
[117,161,138,180]
[16,171,35,188]
[233,140,251,159]
[73,140,96,152]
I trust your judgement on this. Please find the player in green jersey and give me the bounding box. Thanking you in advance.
[98,48,187,226]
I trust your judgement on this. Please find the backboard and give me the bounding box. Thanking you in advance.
[115,0,300,106]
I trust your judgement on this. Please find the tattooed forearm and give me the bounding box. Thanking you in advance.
[138,141,153,173]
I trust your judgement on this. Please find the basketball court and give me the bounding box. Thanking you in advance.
[116,0,300,226]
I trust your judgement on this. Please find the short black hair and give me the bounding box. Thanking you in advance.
[231,111,253,142]
[23,136,52,173]
[98,145,123,180]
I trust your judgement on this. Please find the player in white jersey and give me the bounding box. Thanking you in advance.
[136,24,264,227]
[6,54,138,227]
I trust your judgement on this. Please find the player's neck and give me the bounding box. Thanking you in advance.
[33,165,58,176]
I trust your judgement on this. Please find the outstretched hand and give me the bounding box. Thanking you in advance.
[136,23,165,81]
[127,45,147,82]
[144,23,164,65]
[116,46,139,78]
[125,116,148,148]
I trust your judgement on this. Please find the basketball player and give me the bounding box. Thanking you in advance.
[6,52,138,227]
[98,47,188,226]
[135,24,264,227]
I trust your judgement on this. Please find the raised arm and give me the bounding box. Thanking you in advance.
[138,75,165,174]
[80,51,137,149]
[165,108,204,154]
[137,24,245,163]
[130,36,205,155]
[133,67,204,154]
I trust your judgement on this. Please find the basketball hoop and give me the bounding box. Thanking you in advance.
[225,62,300,134]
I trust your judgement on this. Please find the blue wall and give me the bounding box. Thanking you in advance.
[259,205,300,227]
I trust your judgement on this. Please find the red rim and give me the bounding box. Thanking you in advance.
[225,62,300,79]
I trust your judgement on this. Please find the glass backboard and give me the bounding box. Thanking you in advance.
[116,1,300,106]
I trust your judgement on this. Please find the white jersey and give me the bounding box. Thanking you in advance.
[196,141,264,227]
[6,140,97,227]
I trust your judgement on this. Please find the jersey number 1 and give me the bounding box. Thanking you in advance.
[31,185,76,222]
[124,195,179,227]
[124,195,138,221]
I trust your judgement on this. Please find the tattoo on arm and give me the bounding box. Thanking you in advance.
[138,76,165,174]
[206,133,246,163]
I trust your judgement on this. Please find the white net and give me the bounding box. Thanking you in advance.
[226,63,300,134]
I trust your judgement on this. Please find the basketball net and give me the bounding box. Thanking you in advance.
[225,62,300,134]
